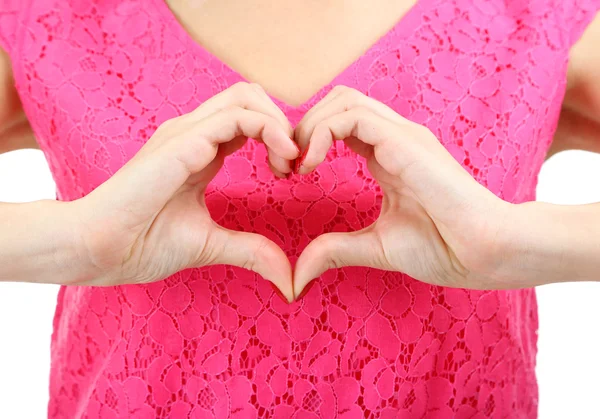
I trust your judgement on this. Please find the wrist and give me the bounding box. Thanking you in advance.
[0,199,96,285]
[60,198,107,285]
[493,201,600,287]
[66,195,124,285]
[36,199,100,285]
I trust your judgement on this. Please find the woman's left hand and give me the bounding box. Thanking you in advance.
[292,86,515,296]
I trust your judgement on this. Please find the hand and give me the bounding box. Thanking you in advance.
[292,86,513,296]
[70,82,299,301]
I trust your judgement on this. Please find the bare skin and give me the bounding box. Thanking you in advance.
[1,2,600,298]
[549,14,600,157]
[165,0,418,107]
[0,49,37,154]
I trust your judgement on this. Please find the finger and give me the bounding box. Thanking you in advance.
[193,82,294,138]
[293,229,388,299]
[239,83,298,174]
[218,135,292,179]
[208,225,294,303]
[292,85,346,146]
[185,150,226,186]
[297,107,490,219]
[246,140,294,176]
[303,106,468,181]
[192,82,299,166]
[268,158,289,179]
[102,107,293,220]
[183,106,298,172]
[249,83,294,138]
[216,129,294,177]
[296,107,401,175]
[295,86,402,150]
[218,135,248,157]
[264,142,296,176]
[344,136,373,158]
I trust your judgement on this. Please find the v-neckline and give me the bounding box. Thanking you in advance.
[151,0,423,110]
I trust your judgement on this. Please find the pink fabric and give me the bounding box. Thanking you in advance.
[2,0,599,417]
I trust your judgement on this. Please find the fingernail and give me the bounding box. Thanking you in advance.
[270,282,291,304]
[294,146,310,174]
[293,141,301,155]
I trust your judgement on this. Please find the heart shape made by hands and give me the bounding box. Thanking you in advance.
[202,86,499,304]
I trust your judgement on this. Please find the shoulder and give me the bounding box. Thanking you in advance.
[565,12,600,117]
[567,11,600,85]
[0,46,18,125]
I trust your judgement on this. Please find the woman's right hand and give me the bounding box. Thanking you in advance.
[69,83,299,301]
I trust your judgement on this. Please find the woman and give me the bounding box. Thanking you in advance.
[1,0,599,417]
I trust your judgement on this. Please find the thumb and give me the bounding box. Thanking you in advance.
[293,229,387,298]
[207,226,294,302]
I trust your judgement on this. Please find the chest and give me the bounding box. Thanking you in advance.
[164,0,418,107]
[11,0,573,204]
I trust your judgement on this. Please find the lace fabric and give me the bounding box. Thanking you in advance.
[1,0,599,417]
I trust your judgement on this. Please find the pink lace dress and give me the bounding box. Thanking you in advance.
[1,0,599,417]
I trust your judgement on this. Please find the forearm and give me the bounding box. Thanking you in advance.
[0,200,91,284]
[498,201,600,286]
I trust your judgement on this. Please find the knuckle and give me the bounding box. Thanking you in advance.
[317,234,336,256]
[231,81,251,91]
[194,133,216,154]
[250,82,265,93]
[350,105,370,116]
[332,84,350,95]
[342,87,362,103]
[336,85,361,102]
[231,82,255,101]
[221,104,242,116]
[414,124,434,138]
[313,120,329,138]
[350,107,371,133]
[156,116,179,133]
[327,85,348,102]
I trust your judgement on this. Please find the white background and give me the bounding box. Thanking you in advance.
[0,149,599,418]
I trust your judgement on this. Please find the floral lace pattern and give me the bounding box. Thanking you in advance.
[1,0,599,417]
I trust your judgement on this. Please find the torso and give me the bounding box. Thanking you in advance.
[1,0,599,417]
